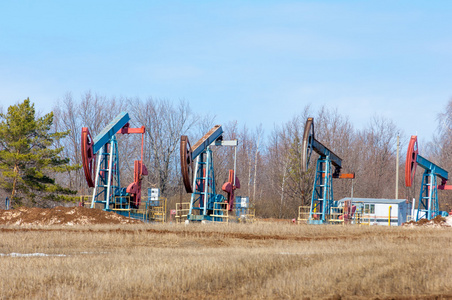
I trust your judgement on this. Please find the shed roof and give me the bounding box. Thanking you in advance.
[338,198,407,205]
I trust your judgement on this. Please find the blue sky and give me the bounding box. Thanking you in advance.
[1,1,451,143]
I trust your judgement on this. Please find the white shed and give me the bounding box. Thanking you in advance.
[337,198,412,226]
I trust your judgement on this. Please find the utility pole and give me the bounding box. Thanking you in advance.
[395,135,400,199]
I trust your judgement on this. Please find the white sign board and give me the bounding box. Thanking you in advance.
[150,188,160,201]
[241,197,248,208]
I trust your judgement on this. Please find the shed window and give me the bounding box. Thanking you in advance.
[364,204,375,214]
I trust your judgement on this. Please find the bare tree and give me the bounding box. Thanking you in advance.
[252,124,263,204]
[130,98,197,197]
[353,115,400,199]
[49,91,413,218]
[52,91,127,195]
[428,99,452,211]
[261,107,312,218]
[314,106,356,200]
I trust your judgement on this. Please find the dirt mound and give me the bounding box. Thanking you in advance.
[404,215,451,228]
[0,206,142,226]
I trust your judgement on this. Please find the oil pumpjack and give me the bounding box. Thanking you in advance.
[405,135,451,220]
[81,112,147,210]
[301,117,354,224]
[180,125,239,222]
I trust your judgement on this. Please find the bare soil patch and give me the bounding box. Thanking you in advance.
[0,206,142,226]
[404,215,452,228]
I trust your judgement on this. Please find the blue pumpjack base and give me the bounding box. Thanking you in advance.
[308,156,334,225]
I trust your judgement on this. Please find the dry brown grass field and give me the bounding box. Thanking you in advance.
[0,221,452,299]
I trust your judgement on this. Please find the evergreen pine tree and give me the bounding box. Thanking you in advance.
[0,98,78,207]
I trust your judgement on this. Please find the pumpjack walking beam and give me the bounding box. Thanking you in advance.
[405,135,449,220]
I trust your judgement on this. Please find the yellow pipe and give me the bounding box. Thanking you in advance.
[388,206,392,226]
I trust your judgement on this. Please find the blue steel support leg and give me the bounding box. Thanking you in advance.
[416,171,438,221]
[203,148,211,216]
[188,156,199,217]
[188,147,219,222]
[188,150,209,220]
[90,136,120,211]
[91,146,103,209]
[322,155,333,222]
[309,157,333,224]
[416,172,428,221]
[308,159,322,223]
[432,176,439,219]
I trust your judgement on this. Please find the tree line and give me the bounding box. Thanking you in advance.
[1,94,452,217]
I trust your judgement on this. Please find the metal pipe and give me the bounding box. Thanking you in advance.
[428,174,433,219]
[233,143,237,187]
[396,135,399,199]
[388,206,392,226]
[91,147,103,209]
